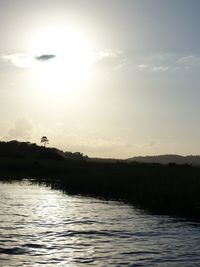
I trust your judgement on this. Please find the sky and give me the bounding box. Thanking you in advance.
[0,0,200,158]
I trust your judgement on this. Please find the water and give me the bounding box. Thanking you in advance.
[0,182,200,266]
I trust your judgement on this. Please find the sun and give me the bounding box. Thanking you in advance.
[31,26,95,94]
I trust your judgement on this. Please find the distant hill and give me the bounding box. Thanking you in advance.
[127,155,200,166]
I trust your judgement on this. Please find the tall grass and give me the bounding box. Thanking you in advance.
[1,157,200,217]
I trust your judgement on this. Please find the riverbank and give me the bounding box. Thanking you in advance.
[0,140,200,217]
[1,156,200,218]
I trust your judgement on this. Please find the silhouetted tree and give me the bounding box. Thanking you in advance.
[41,136,49,147]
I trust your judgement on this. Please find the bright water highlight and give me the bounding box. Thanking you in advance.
[0,182,200,266]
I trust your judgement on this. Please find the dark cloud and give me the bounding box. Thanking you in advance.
[35,54,56,61]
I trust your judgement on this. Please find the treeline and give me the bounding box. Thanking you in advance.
[0,140,87,161]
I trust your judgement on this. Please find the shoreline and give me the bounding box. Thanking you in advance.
[1,156,200,218]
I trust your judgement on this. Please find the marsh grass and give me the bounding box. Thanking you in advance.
[1,141,200,217]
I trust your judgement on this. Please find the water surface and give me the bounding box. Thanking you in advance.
[0,182,200,266]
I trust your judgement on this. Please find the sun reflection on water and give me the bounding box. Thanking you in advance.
[1,182,200,266]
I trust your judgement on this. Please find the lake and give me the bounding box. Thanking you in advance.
[0,181,200,266]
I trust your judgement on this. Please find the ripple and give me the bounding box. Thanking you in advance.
[1,182,200,266]
[0,247,27,255]
[122,251,160,255]
[22,243,45,249]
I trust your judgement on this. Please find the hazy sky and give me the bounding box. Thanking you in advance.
[1,0,200,158]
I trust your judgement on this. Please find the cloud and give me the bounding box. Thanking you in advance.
[151,66,169,72]
[0,121,10,140]
[177,55,194,64]
[93,49,125,71]
[0,49,123,70]
[137,63,169,72]
[2,53,35,68]
[0,53,56,68]
[138,64,148,69]
[35,54,56,61]
[4,50,200,74]
[177,54,200,70]
[6,118,33,141]
[136,53,174,72]
[136,53,200,73]
[95,50,122,60]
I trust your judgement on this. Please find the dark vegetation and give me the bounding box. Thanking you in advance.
[1,141,200,218]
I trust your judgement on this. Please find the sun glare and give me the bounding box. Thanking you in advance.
[31,26,95,94]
